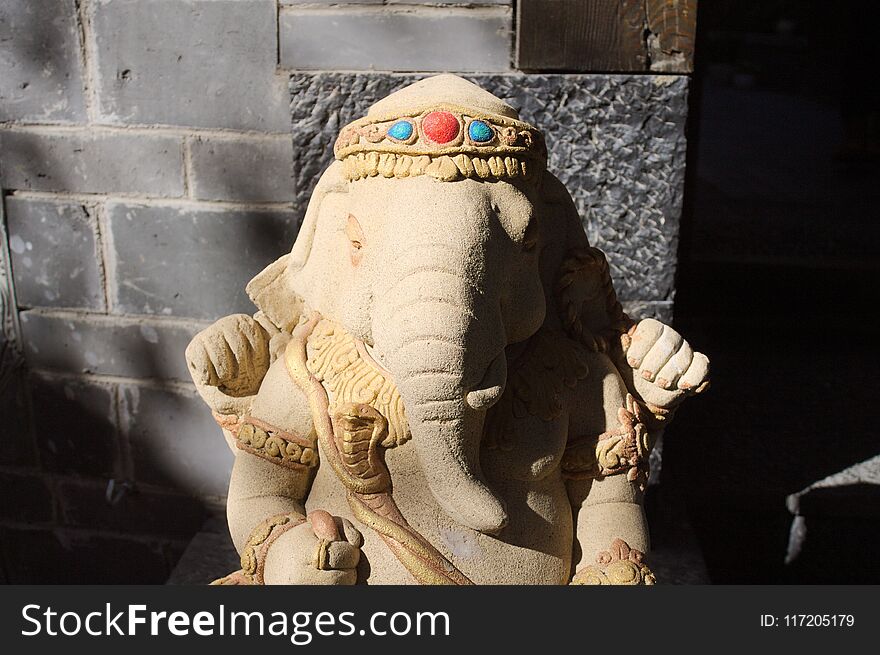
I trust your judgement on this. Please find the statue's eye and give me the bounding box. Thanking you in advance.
[346,214,365,264]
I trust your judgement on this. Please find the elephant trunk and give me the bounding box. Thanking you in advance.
[373,250,509,534]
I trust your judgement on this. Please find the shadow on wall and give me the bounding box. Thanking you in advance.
[1,272,255,582]
[0,0,302,583]
[668,265,880,584]
[1,181,303,583]
[0,122,306,584]
[0,368,212,584]
[664,0,880,582]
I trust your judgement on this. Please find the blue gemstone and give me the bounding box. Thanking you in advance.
[468,120,493,143]
[388,120,414,141]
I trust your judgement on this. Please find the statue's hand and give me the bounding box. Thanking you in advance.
[263,510,363,585]
[185,314,271,415]
[621,318,709,409]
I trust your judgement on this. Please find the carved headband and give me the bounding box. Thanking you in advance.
[334,104,547,183]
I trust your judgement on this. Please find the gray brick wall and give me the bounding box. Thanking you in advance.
[0,129,185,196]
[0,0,87,123]
[279,1,511,5]
[18,311,200,381]
[0,0,691,583]
[106,202,299,319]
[0,0,292,582]
[279,6,512,71]
[5,197,105,310]
[90,0,290,132]
[189,137,295,203]
[119,383,234,498]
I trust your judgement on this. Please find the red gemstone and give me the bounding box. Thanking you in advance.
[422,111,460,144]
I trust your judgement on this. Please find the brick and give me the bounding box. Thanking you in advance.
[0,368,35,466]
[91,0,289,132]
[0,526,171,583]
[57,479,207,538]
[385,1,511,4]
[281,1,512,4]
[5,197,105,311]
[19,311,200,381]
[0,129,184,196]
[0,470,53,523]
[281,0,384,4]
[120,383,233,498]
[0,0,86,122]
[27,373,119,478]
[189,137,295,203]
[107,202,299,320]
[279,7,512,72]
[288,72,688,302]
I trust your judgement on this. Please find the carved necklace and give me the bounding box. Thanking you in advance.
[286,313,473,585]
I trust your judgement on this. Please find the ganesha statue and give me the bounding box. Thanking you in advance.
[186,75,709,585]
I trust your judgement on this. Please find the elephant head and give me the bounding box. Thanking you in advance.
[249,75,596,534]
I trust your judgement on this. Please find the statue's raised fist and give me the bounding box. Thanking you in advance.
[621,318,709,409]
[185,314,270,415]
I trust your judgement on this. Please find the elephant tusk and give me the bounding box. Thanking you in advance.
[465,350,507,410]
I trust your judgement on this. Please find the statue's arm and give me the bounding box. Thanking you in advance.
[564,351,655,585]
[223,352,318,547]
[187,318,362,585]
[565,474,652,585]
[562,317,709,585]
[223,361,361,585]
[224,444,361,585]
[227,448,312,551]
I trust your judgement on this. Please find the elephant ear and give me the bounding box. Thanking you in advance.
[246,161,348,331]
[540,172,633,353]
[289,160,348,272]
[246,254,301,332]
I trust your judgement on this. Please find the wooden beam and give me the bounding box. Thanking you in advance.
[515,0,697,73]
[645,0,697,72]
